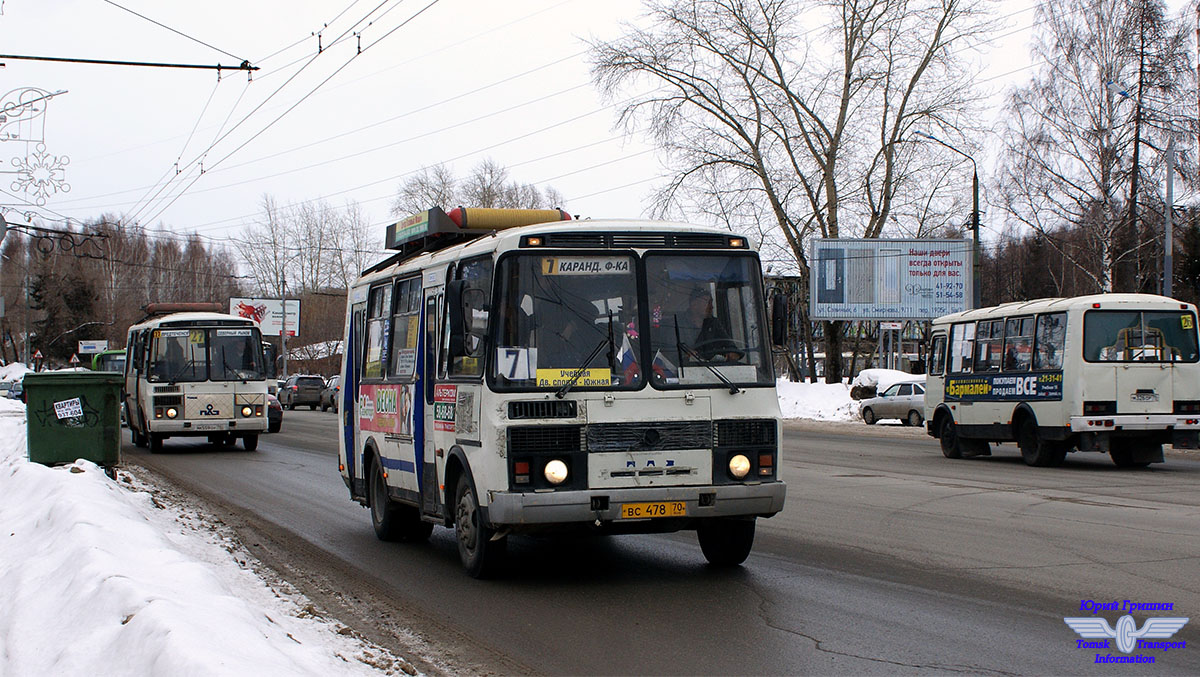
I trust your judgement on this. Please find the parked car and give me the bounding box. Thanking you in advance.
[320,375,341,412]
[0,382,11,399]
[8,380,24,402]
[860,381,926,426]
[279,374,325,410]
[267,393,282,433]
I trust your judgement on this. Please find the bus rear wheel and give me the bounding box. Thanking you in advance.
[1110,441,1157,468]
[368,458,432,543]
[454,474,505,578]
[697,517,756,567]
[1018,419,1067,467]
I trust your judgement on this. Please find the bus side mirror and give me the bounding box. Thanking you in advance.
[770,294,788,347]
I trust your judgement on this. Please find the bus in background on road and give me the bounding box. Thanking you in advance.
[338,206,786,577]
[90,348,126,373]
[124,303,270,453]
[925,293,1200,467]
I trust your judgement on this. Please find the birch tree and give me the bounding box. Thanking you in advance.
[996,0,1196,293]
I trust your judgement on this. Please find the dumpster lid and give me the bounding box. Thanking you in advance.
[23,371,124,386]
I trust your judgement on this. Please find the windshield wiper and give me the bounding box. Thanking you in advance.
[555,313,616,399]
[168,358,197,385]
[673,316,741,395]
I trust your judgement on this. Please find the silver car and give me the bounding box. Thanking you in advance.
[859,381,926,426]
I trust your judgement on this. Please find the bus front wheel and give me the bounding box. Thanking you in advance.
[149,434,164,454]
[242,434,259,451]
[939,417,962,459]
[697,517,756,567]
[1018,419,1067,467]
[454,474,506,578]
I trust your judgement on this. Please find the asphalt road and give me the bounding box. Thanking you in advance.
[123,412,1200,675]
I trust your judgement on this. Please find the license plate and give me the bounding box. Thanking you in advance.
[1131,393,1159,402]
[193,423,223,431]
[620,501,687,519]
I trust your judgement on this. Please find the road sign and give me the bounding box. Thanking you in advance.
[33,349,43,360]
[78,340,108,354]
[69,353,80,364]
[880,321,903,330]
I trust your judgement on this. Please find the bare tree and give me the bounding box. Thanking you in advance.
[996,0,1196,293]
[389,158,566,216]
[590,0,997,381]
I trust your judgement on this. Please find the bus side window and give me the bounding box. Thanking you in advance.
[1003,317,1034,372]
[949,322,974,373]
[363,283,393,380]
[929,335,946,376]
[1034,312,1066,370]
[389,277,420,380]
[448,256,493,378]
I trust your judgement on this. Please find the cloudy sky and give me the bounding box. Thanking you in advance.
[0,0,1192,254]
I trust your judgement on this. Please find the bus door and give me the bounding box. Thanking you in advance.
[344,301,366,489]
[419,288,442,515]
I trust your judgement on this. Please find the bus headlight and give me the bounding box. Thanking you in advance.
[166,407,178,419]
[728,454,751,479]
[241,405,253,417]
[544,459,569,485]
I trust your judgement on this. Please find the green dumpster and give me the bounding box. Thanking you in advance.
[24,371,123,478]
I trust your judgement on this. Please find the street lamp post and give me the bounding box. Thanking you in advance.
[914,132,982,309]
[1108,80,1180,298]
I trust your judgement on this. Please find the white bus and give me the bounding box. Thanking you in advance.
[338,207,786,577]
[925,294,1200,467]
[124,303,271,453]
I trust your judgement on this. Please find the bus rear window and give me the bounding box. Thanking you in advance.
[1084,310,1199,362]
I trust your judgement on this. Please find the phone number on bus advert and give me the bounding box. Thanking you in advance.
[945,372,1064,401]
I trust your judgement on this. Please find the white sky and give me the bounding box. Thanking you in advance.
[0,0,1193,253]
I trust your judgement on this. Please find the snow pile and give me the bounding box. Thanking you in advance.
[0,398,405,676]
[851,368,925,392]
[776,377,858,421]
[0,362,32,382]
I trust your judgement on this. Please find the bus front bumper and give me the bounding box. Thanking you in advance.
[486,481,786,526]
[148,419,268,435]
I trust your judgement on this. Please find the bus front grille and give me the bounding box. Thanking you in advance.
[508,425,583,454]
[508,400,577,419]
[586,421,712,452]
[714,419,777,447]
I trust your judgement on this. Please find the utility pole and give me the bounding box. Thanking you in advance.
[281,275,288,380]
[1165,137,1175,298]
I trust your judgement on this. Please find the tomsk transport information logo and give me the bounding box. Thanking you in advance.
[1064,599,1188,665]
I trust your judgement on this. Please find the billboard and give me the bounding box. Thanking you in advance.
[229,298,302,337]
[810,238,972,320]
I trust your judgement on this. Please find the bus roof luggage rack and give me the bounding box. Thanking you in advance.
[383,206,571,262]
[142,302,224,318]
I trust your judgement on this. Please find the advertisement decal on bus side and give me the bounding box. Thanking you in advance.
[945,371,1064,401]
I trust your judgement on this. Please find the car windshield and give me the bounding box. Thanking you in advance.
[493,253,642,390]
[151,327,265,382]
[644,254,772,388]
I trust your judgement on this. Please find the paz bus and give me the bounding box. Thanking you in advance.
[124,303,271,453]
[925,293,1200,467]
[338,207,786,577]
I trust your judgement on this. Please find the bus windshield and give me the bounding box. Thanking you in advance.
[1084,310,1200,362]
[150,327,265,382]
[491,252,771,390]
[493,253,643,390]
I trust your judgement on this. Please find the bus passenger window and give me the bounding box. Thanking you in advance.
[949,322,974,373]
[1034,313,1066,370]
[1003,317,1034,372]
[973,320,1003,372]
[390,277,420,380]
[363,284,392,379]
[929,335,946,376]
